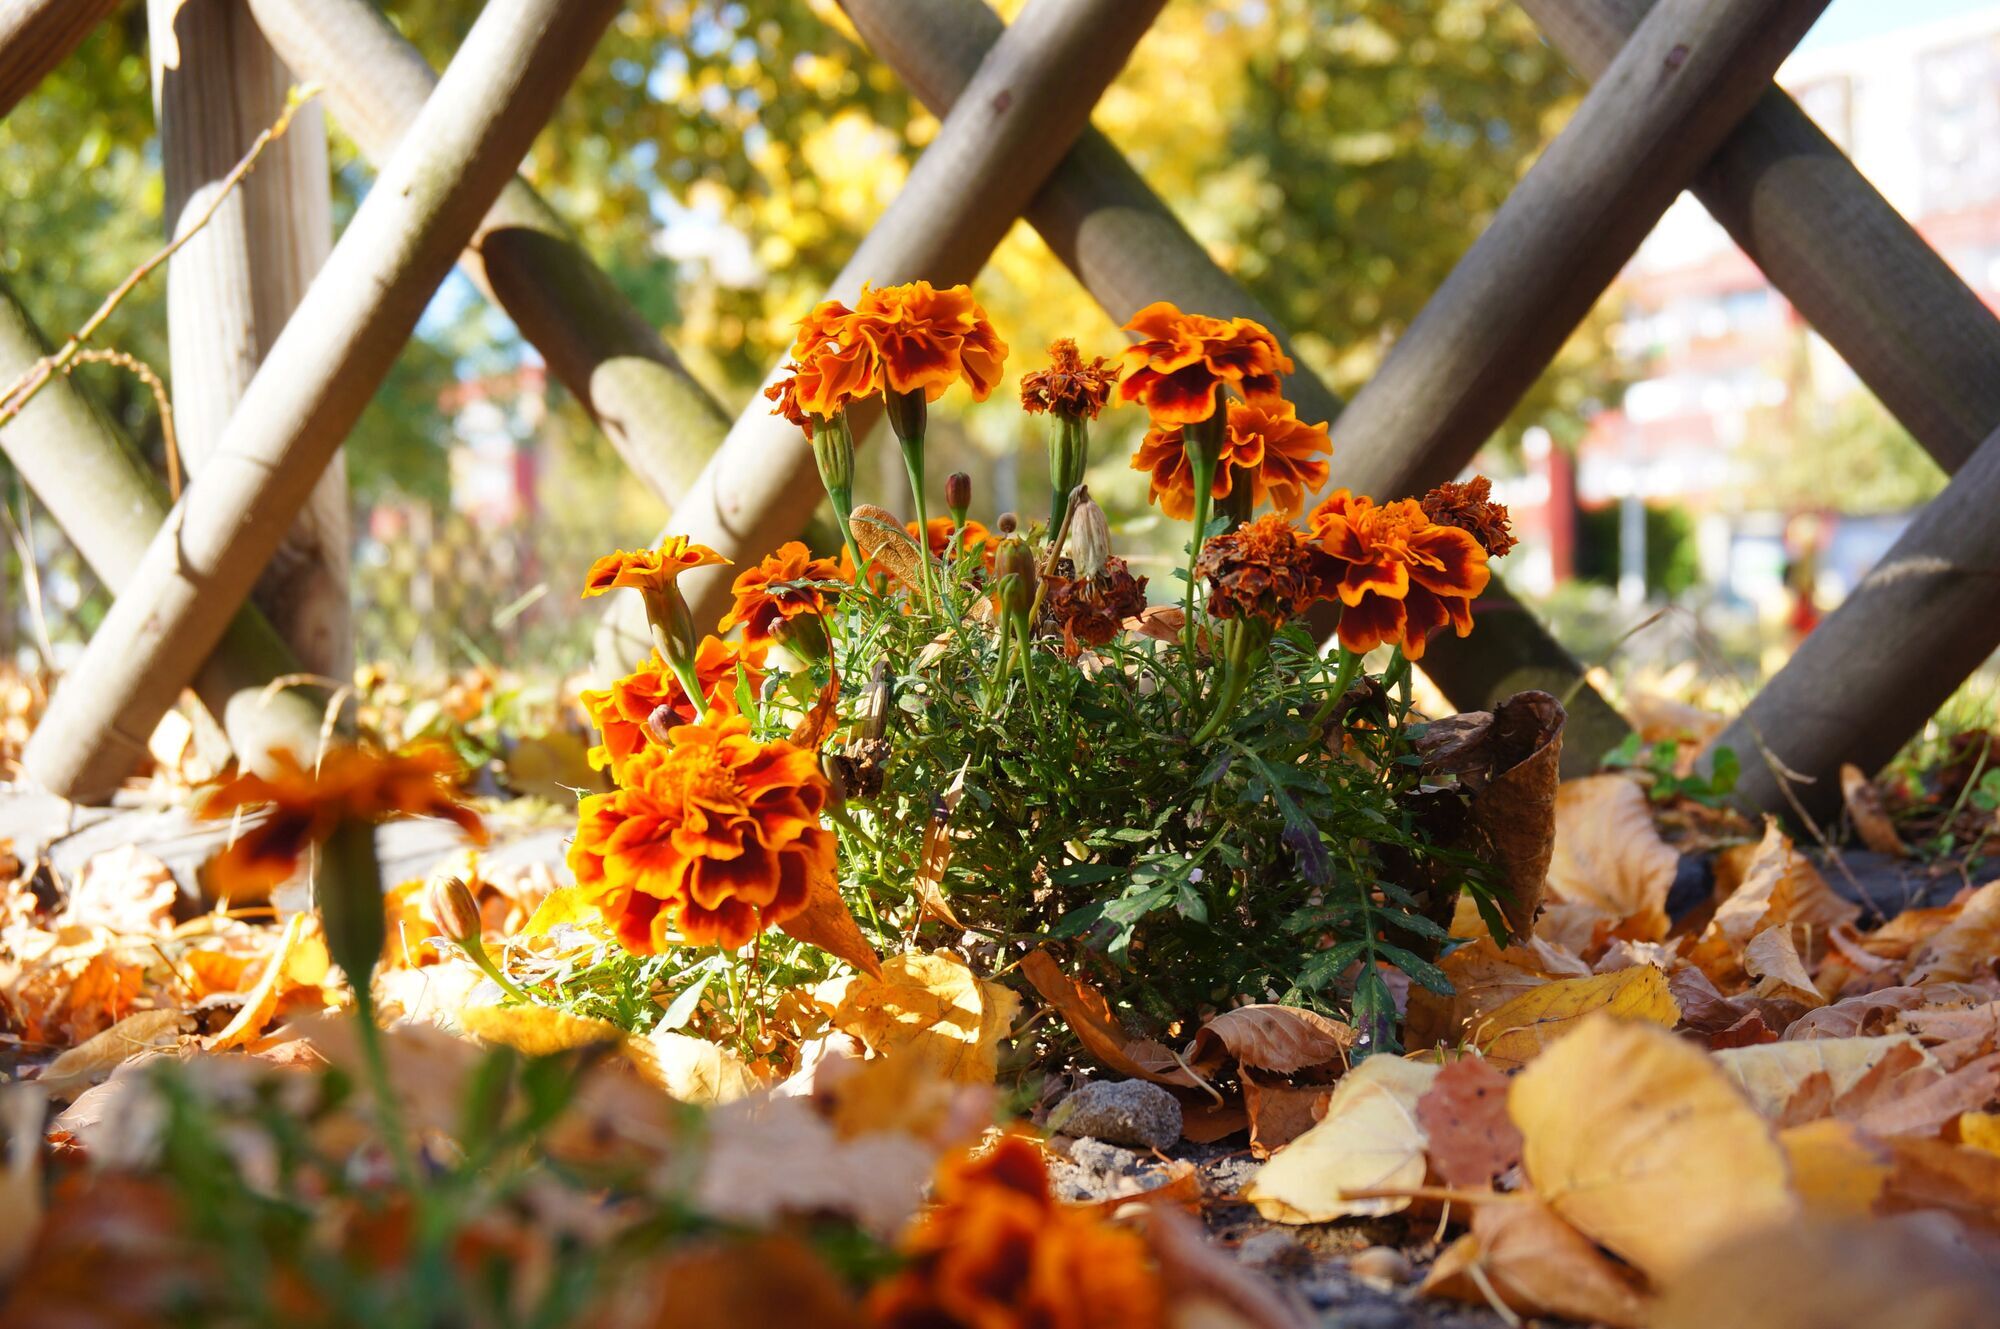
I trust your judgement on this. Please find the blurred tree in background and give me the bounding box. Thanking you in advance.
[1,0,1601,667]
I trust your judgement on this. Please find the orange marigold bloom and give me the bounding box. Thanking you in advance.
[764,362,812,434]
[579,635,769,778]
[1130,397,1330,521]
[786,298,880,419]
[718,541,846,643]
[1116,301,1293,426]
[567,710,834,952]
[1307,490,1490,660]
[1019,338,1119,419]
[581,536,729,599]
[870,1136,1166,1329]
[850,280,1008,403]
[1421,475,1518,558]
[908,516,992,563]
[1196,513,1329,627]
[201,746,484,899]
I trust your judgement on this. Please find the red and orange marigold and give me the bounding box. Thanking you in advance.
[1307,490,1490,660]
[579,635,768,778]
[1019,338,1119,419]
[908,516,992,564]
[567,710,835,952]
[1421,475,1518,558]
[868,1136,1167,1329]
[718,541,847,643]
[1116,301,1292,426]
[783,298,879,419]
[850,280,1008,403]
[1130,396,1331,521]
[1196,513,1330,627]
[581,535,729,600]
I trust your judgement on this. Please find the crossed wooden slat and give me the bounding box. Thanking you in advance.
[7,0,2000,825]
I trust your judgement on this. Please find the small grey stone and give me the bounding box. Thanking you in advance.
[1047,1078,1183,1151]
[1065,1136,1149,1177]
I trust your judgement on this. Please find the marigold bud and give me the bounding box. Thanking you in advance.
[1067,490,1111,580]
[428,875,483,945]
[945,471,973,516]
[810,413,855,496]
[992,536,1037,618]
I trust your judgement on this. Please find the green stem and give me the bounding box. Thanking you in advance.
[353,989,420,1193]
[654,623,710,720]
[900,439,938,610]
[1308,646,1364,733]
[457,938,536,1005]
[1182,457,1216,702]
[1012,612,1043,728]
[830,491,863,576]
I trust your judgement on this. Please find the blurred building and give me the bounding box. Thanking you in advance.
[442,365,548,529]
[1552,8,2000,610]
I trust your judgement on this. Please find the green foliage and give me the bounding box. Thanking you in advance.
[1603,734,1741,808]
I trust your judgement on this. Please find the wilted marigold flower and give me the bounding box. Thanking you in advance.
[581,536,729,599]
[1131,396,1331,521]
[1308,490,1490,660]
[201,746,485,899]
[718,541,846,643]
[1116,301,1293,426]
[568,710,835,952]
[1197,513,1329,627]
[1019,338,1119,419]
[869,1135,1166,1329]
[851,280,1009,403]
[1039,556,1149,650]
[579,635,768,778]
[1421,475,1518,558]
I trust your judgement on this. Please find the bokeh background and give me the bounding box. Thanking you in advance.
[4,0,1998,716]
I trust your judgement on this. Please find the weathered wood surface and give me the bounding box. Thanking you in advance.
[249,0,733,507]
[1326,0,1833,505]
[152,0,352,678]
[0,0,120,120]
[22,0,624,804]
[599,0,1166,672]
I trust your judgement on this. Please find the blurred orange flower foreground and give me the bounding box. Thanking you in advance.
[868,1136,1167,1329]
[568,708,836,951]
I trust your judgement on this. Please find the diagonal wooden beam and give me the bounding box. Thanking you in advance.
[152,0,351,679]
[23,0,623,803]
[835,0,1633,772]
[1323,0,1832,505]
[0,0,120,120]
[598,0,1166,668]
[0,276,326,769]
[1712,425,2000,824]
[246,0,733,506]
[1526,0,2000,471]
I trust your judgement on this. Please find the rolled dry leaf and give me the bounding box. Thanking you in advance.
[849,503,930,594]
[1840,762,1909,857]
[1416,690,1566,941]
[1019,948,1201,1088]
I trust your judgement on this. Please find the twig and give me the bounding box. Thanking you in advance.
[0,85,320,430]
[67,348,181,500]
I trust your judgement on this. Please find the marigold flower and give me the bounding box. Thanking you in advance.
[568,710,835,952]
[579,636,769,778]
[1196,513,1330,627]
[1116,301,1293,426]
[1307,490,1490,660]
[581,536,729,599]
[718,541,847,643]
[1019,338,1119,419]
[1039,556,1149,650]
[869,1135,1166,1329]
[1421,475,1518,557]
[850,280,1008,403]
[785,298,879,419]
[764,363,812,434]
[200,746,485,900]
[908,516,992,563]
[1131,397,1330,522]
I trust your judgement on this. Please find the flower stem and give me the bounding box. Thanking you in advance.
[455,937,537,1005]
[1309,645,1364,733]
[1182,453,1217,700]
[900,438,939,610]
[657,637,710,721]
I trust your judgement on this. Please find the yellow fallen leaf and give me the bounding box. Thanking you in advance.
[457,1003,762,1105]
[1780,1118,1890,1218]
[1744,926,1825,1009]
[1405,936,1581,1050]
[1693,820,1858,979]
[638,1029,763,1106]
[1958,1110,2000,1157]
[1546,775,1677,940]
[457,1003,627,1056]
[1241,1054,1438,1224]
[1473,965,1678,1070]
[520,886,606,938]
[207,912,312,1051]
[827,951,1019,1084]
[1510,1015,1796,1281]
[1419,1195,1650,1327]
[1714,1035,1930,1118]
[36,1009,193,1101]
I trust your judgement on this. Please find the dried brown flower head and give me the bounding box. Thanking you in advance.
[1019,338,1119,420]
[1421,475,1517,558]
[1039,555,1149,650]
[1196,513,1329,627]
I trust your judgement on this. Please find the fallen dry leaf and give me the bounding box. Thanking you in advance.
[1744,925,1826,1009]
[1405,936,1581,1050]
[1908,879,2000,985]
[1510,1015,1797,1280]
[1780,1118,1891,1218]
[637,1029,764,1106]
[775,864,882,979]
[63,846,178,936]
[1419,1195,1650,1327]
[624,1233,867,1328]
[206,912,315,1051]
[1958,1110,2000,1156]
[1546,774,1677,940]
[1241,1054,1438,1224]
[849,504,931,595]
[1715,1034,1931,1118]
[1840,763,1909,857]
[1473,965,1679,1069]
[826,951,1020,1084]
[1878,1134,2000,1231]
[1188,1005,1354,1075]
[1020,948,1199,1087]
[1697,820,1859,973]
[1144,1206,1315,1329]
[1849,1051,2000,1139]
[1783,985,1930,1040]
[1653,1216,2000,1329]
[695,1093,936,1238]
[1414,1054,1522,1187]
[36,1009,192,1102]
[1241,1071,1331,1159]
